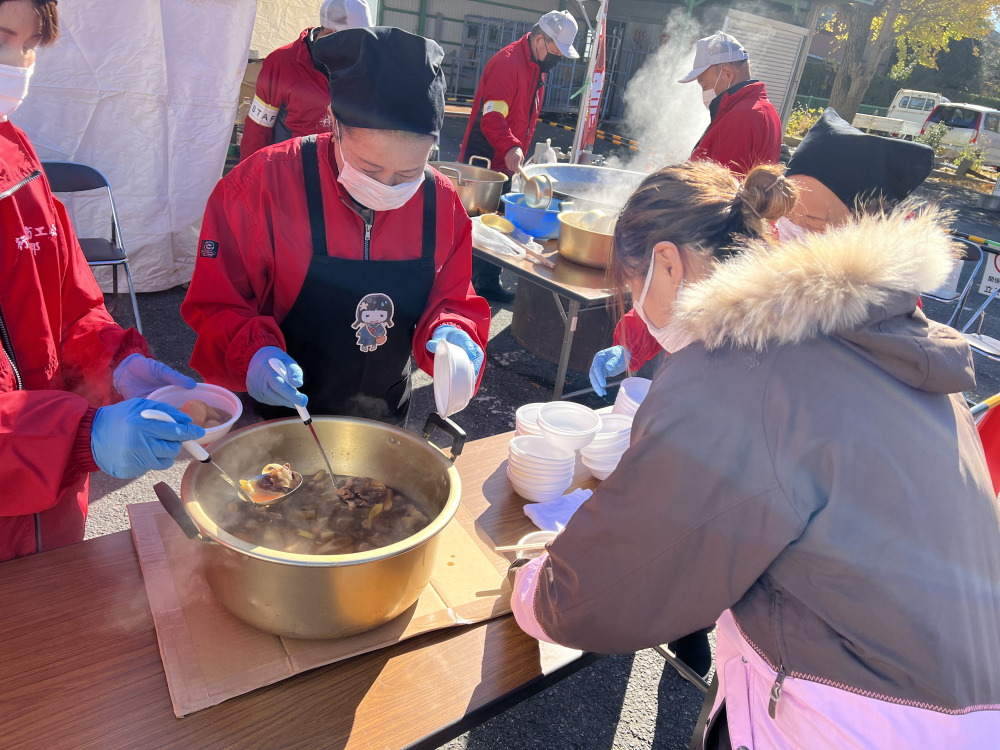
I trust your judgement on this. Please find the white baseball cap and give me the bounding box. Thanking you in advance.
[677,31,748,83]
[320,0,373,32]
[537,10,580,59]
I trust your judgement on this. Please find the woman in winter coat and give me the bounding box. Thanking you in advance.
[510,160,1000,748]
[0,0,204,562]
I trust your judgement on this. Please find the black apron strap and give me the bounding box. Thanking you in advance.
[421,167,436,269]
[301,134,327,257]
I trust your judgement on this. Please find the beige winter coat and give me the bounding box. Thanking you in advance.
[530,208,1000,712]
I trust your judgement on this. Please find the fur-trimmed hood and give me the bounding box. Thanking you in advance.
[675,207,975,393]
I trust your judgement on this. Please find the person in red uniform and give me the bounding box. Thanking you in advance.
[0,0,205,563]
[682,31,781,176]
[589,30,786,396]
[240,0,372,162]
[183,28,490,427]
[458,10,579,302]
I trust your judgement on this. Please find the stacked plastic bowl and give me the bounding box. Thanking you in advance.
[580,413,634,480]
[507,436,577,503]
[536,402,602,451]
[514,402,544,437]
[612,377,652,417]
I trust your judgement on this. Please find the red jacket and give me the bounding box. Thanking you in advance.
[182,134,491,391]
[240,29,331,162]
[459,34,544,173]
[0,120,148,562]
[613,82,783,372]
[690,80,782,176]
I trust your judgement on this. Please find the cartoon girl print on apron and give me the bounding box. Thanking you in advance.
[353,293,394,352]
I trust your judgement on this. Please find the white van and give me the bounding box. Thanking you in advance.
[923,103,1000,168]
[852,90,949,138]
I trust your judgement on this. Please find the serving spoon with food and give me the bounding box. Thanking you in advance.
[268,358,338,489]
[140,409,303,506]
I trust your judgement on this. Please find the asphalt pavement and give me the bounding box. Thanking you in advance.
[82,126,1000,749]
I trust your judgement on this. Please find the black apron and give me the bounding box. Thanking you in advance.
[254,134,437,427]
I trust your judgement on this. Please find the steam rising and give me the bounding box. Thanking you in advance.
[609,11,711,173]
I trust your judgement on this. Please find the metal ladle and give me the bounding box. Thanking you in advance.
[517,165,554,210]
[140,409,304,506]
[268,359,339,494]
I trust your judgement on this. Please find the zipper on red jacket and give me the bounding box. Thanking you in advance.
[363,217,372,260]
[0,169,32,390]
[0,169,41,201]
[0,302,23,390]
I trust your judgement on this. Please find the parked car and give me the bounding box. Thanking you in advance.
[922,103,1000,168]
[852,89,949,139]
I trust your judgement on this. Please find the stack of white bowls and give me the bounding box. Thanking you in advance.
[536,402,602,452]
[613,377,652,417]
[514,402,545,437]
[580,413,633,480]
[507,436,576,502]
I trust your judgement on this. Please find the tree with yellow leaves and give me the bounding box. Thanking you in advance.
[828,0,1000,122]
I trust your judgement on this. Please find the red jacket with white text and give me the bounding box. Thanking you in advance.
[182,133,490,390]
[0,119,148,562]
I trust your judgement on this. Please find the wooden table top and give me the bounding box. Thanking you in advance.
[0,432,600,750]
[473,239,615,305]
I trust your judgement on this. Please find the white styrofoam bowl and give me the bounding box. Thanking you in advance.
[537,402,601,451]
[515,403,545,435]
[509,474,572,503]
[514,530,559,559]
[434,339,475,418]
[509,435,575,462]
[148,383,242,447]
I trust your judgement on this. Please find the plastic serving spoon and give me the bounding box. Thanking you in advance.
[140,409,303,506]
[267,359,338,492]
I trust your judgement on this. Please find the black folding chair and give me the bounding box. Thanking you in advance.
[921,238,984,328]
[41,161,142,334]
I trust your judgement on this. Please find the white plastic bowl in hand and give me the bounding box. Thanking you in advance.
[148,383,242,447]
[434,339,475,418]
[536,402,601,451]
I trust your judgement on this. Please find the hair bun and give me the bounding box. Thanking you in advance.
[737,165,797,225]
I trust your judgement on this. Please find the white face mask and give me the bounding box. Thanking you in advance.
[633,254,694,353]
[776,215,810,242]
[701,70,722,110]
[0,63,33,120]
[335,126,424,211]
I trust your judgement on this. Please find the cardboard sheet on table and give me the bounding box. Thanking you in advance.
[128,501,511,717]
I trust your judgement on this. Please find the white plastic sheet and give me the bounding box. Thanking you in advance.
[251,0,323,59]
[12,0,257,292]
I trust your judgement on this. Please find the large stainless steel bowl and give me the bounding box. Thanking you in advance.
[431,156,508,216]
[154,415,464,639]
[521,164,645,213]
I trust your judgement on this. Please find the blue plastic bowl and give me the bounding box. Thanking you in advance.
[501,193,563,240]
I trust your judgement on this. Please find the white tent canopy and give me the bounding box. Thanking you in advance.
[12,0,333,293]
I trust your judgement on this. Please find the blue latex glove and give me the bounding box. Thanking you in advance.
[589,345,630,397]
[246,346,307,408]
[91,398,205,479]
[426,325,484,378]
[113,353,197,399]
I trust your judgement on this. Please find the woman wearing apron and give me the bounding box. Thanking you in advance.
[182,28,490,426]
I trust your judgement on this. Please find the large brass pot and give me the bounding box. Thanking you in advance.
[430,156,508,216]
[557,211,614,269]
[154,415,464,639]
